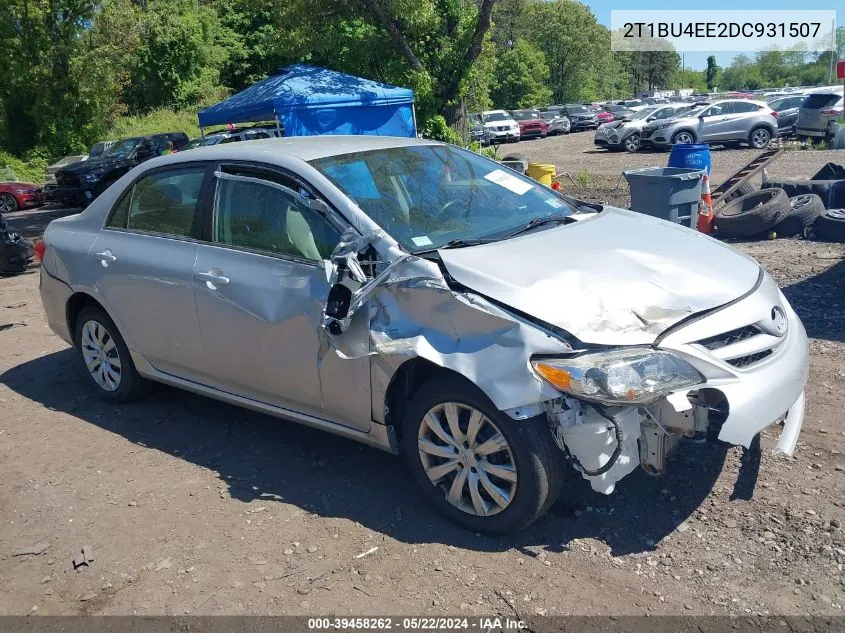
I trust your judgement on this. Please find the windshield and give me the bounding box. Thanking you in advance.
[631,106,659,120]
[674,106,704,118]
[511,111,538,120]
[566,105,589,114]
[310,145,574,253]
[483,112,509,122]
[104,138,140,158]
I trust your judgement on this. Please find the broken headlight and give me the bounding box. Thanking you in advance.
[531,349,704,405]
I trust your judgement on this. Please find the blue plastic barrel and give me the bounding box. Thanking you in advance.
[668,143,711,175]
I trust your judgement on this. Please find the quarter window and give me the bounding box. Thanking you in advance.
[125,167,205,238]
[731,101,760,113]
[213,171,341,262]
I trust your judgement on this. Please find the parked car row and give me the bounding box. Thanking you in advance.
[595,98,780,152]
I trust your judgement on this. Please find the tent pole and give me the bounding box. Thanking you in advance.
[200,125,205,140]
[275,113,281,136]
[412,104,418,137]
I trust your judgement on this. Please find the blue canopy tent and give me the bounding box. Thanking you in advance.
[197,64,416,138]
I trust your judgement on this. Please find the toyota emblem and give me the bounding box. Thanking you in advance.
[771,306,787,336]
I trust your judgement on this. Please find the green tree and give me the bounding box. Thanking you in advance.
[523,0,610,103]
[0,0,98,153]
[126,0,236,112]
[357,0,498,122]
[490,39,552,108]
[705,55,719,91]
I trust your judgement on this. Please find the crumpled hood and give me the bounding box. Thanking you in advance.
[438,207,761,345]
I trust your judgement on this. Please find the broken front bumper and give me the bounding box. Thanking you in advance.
[548,270,809,494]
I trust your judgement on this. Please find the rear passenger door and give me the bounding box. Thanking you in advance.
[89,164,213,381]
[192,163,372,428]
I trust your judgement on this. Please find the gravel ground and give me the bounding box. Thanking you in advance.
[0,151,844,618]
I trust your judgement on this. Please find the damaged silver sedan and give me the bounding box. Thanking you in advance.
[38,136,809,534]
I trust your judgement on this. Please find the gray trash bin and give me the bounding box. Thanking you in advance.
[623,167,704,227]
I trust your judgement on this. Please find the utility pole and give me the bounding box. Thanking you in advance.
[830,18,836,84]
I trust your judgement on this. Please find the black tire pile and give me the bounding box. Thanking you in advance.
[0,214,35,274]
[714,187,845,243]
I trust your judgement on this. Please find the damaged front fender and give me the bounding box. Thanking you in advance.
[321,243,573,418]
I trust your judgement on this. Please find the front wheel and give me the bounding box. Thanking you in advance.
[623,133,641,152]
[671,130,695,145]
[74,306,148,403]
[0,192,18,214]
[401,375,565,534]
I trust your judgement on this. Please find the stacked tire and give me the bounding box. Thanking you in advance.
[815,209,845,242]
[715,188,832,240]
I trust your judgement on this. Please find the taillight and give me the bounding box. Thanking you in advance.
[821,108,844,116]
[770,111,778,118]
[34,240,46,262]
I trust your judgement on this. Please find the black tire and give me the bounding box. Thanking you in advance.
[815,209,845,243]
[73,305,148,403]
[773,194,825,237]
[401,374,565,535]
[0,192,18,214]
[723,182,755,204]
[715,187,790,238]
[671,130,696,144]
[748,126,773,149]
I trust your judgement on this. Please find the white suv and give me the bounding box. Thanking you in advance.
[480,110,520,142]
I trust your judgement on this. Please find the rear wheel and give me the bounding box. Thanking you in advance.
[74,306,148,403]
[401,375,565,534]
[749,127,772,149]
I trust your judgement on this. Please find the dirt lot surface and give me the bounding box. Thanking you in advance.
[1,139,844,618]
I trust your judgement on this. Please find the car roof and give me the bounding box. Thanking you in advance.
[149,135,440,164]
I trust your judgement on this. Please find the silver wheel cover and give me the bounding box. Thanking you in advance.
[81,320,122,392]
[417,402,517,517]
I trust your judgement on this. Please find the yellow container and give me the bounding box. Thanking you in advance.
[526,163,555,186]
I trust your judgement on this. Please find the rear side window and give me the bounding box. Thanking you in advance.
[122,167,205,238]
[731,101,761,113]
[803,94,839,109]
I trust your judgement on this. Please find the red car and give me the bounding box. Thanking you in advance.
[596,111,615,124]
[0,181,44,214]
[510,110,550,139]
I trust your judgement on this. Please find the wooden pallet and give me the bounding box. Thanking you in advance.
[711,147,783,206]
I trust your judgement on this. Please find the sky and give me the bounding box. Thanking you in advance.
[581,0,843,70]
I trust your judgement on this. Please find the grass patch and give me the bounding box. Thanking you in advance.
[0,151,49,184]
[105,108,202,142]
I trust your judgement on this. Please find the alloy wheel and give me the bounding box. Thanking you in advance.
[624,134,641,152]
[417,402,517,517]
[751,128,771,148]
[674,132,694,144]
[81,320,122,391]
[0,193,17,214]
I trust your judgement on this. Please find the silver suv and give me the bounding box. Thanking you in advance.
[641,99,778,150]
[796,90,844,140]
[595,103,693,152]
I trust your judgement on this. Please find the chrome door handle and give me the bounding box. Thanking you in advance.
[197,270,230,287]
[95,250,116,265]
